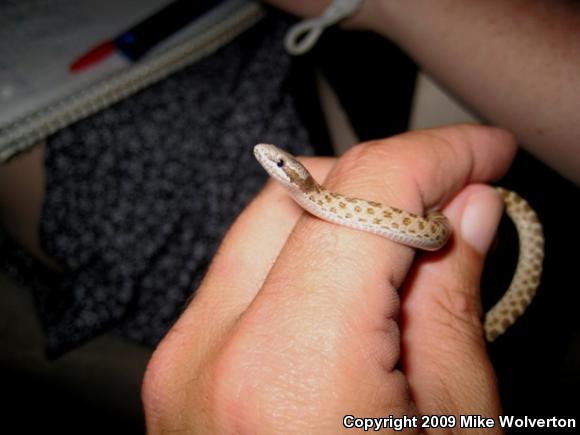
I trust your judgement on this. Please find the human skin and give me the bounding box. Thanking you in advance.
[264,0,580,186]
[142,125,515,434]
[0,143,60,269]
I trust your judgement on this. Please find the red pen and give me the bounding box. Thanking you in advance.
[70,0,223,73]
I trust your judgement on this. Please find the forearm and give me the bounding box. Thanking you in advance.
[369,0,580,184]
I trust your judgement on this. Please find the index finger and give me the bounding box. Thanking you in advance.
[263,124,515,295]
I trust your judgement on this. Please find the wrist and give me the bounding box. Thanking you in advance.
[343,0,391,34]
[345,0,423,45]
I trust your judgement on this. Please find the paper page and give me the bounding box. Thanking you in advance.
[0,0,172,128]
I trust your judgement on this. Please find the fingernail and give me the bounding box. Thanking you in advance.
[461,188,503,255]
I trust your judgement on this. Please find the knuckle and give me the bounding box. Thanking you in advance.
[142,337,234,432]
[141,319,217,431]
[335,141,375,172]
[334,139,405,183]
[430,282,484,340]
[332,139,425,212]
[141,345,181,429]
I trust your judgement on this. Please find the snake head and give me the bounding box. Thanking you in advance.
[254,144,318,193]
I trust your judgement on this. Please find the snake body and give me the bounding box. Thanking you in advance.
[254,144,544,341]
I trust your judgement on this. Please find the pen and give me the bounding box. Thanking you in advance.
[70,0,223,73]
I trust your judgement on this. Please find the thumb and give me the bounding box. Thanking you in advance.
[401,184,504,416]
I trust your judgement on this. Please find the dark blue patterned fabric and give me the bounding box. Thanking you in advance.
[2,14,314,355]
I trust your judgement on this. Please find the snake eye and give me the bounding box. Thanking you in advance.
[276,158,285,168]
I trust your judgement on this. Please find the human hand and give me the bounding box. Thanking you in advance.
[142,125,516,433]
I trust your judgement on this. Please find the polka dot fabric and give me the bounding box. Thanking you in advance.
[34,15,312,354]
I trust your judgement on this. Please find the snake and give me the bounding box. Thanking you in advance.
[254,143,544,342]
